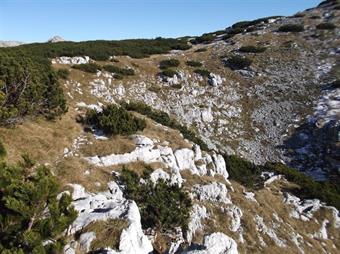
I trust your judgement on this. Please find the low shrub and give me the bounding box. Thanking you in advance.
[191,34,215,44]
[0,156,77,253]
[103,65,135,76]
[119,167,192,231]
[310,15,321,19]
[56,68,70,79]
[293,13,305,18]
[278,24,304,32]
[331,80,340,89]
[316,23,336,30]
[194,68,210,77]
[194,48,207,53]
[239,45,267,53]
[121,101,208,150]
[113,73,124,80]
[186,60,203,67]
[225,55,252,70]
[85,104,146,136]
[160,69,177,78]
[263,162,340,210]
[0,140,6,159]
[0,52,67,124]
[224,154,340,209]
[72,63,101,73]
[159,59,180,69]
[224,155,264,189]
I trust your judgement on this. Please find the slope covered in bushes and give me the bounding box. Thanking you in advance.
[119,167,192,232]
[0,52,67,125]
[0,156,77,253]
[121,101,208,150]
[85,104,146,136]
[225,154,340,210]
[7,38,191,61]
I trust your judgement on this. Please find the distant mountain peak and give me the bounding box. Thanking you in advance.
[48,35,65,43]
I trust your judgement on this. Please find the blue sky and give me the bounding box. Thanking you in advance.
[0,0,321,42]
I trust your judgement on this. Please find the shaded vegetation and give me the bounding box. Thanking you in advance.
[0,52,67,125]
[0,140,6,160]
[224,154,340,209]
[119,168,192,232]
[72,63,101,73]
[278,24,304,32]
[159,59,180,69]
[224,155,264,189]
[0,156,77,253]
[264,162,340,210]
[7,38,191,61]
[186,60,203,67]
[239,45,267,53]
[85,104,146,136]
[103,64,135,76]
[331,80,340,89]
[316,22,336,30]
[160,69,178,78]
[56,68,70,79]
[191,34,215,45]
[121,101,208,151]
[194,48,207,53]
[194,68,210,77]
[225,55,252,70]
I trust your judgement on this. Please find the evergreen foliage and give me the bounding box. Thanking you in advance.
[8,38,191,61]
[72,63,102,73]
[239,45,267,53]
[316,22,336,30]
[56,68,70,80]
[186,60,203,67]
[159,59,180,69]
[225,55,252,70]
[194,48,207,53]
[193,69,210,77]
[278,24,305,32]
[224,155,264,189]
[191,34,215,44]
[119,168,192,232]
[103,65,135,76]
[121,101,208,151]
[85,104,146,136]
[0,156,77,253]
[0,52,67,125]
[0,140,6,160]
[263,162,340,210]
[224,154,340,209]
[160,69,178,77]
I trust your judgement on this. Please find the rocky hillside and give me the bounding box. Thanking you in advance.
[0,0,339,253]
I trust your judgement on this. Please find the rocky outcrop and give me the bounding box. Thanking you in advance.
[85,135,230,183]
[184,232,238,254]
[68,182,153,254]
[52,56,91,65]
[187,204,209,244]
[208,73,223,87]
[193,182,231,204]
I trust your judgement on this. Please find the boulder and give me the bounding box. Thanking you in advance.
[201,108,214,123]
[208,73,223,87]
[187,204,209,244]
[193,182,232,204]
[79,232,96,252]
[184,232,238,254]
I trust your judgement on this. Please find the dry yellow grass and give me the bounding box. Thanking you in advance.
[0,108,82,165]
[76,219,128,252]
